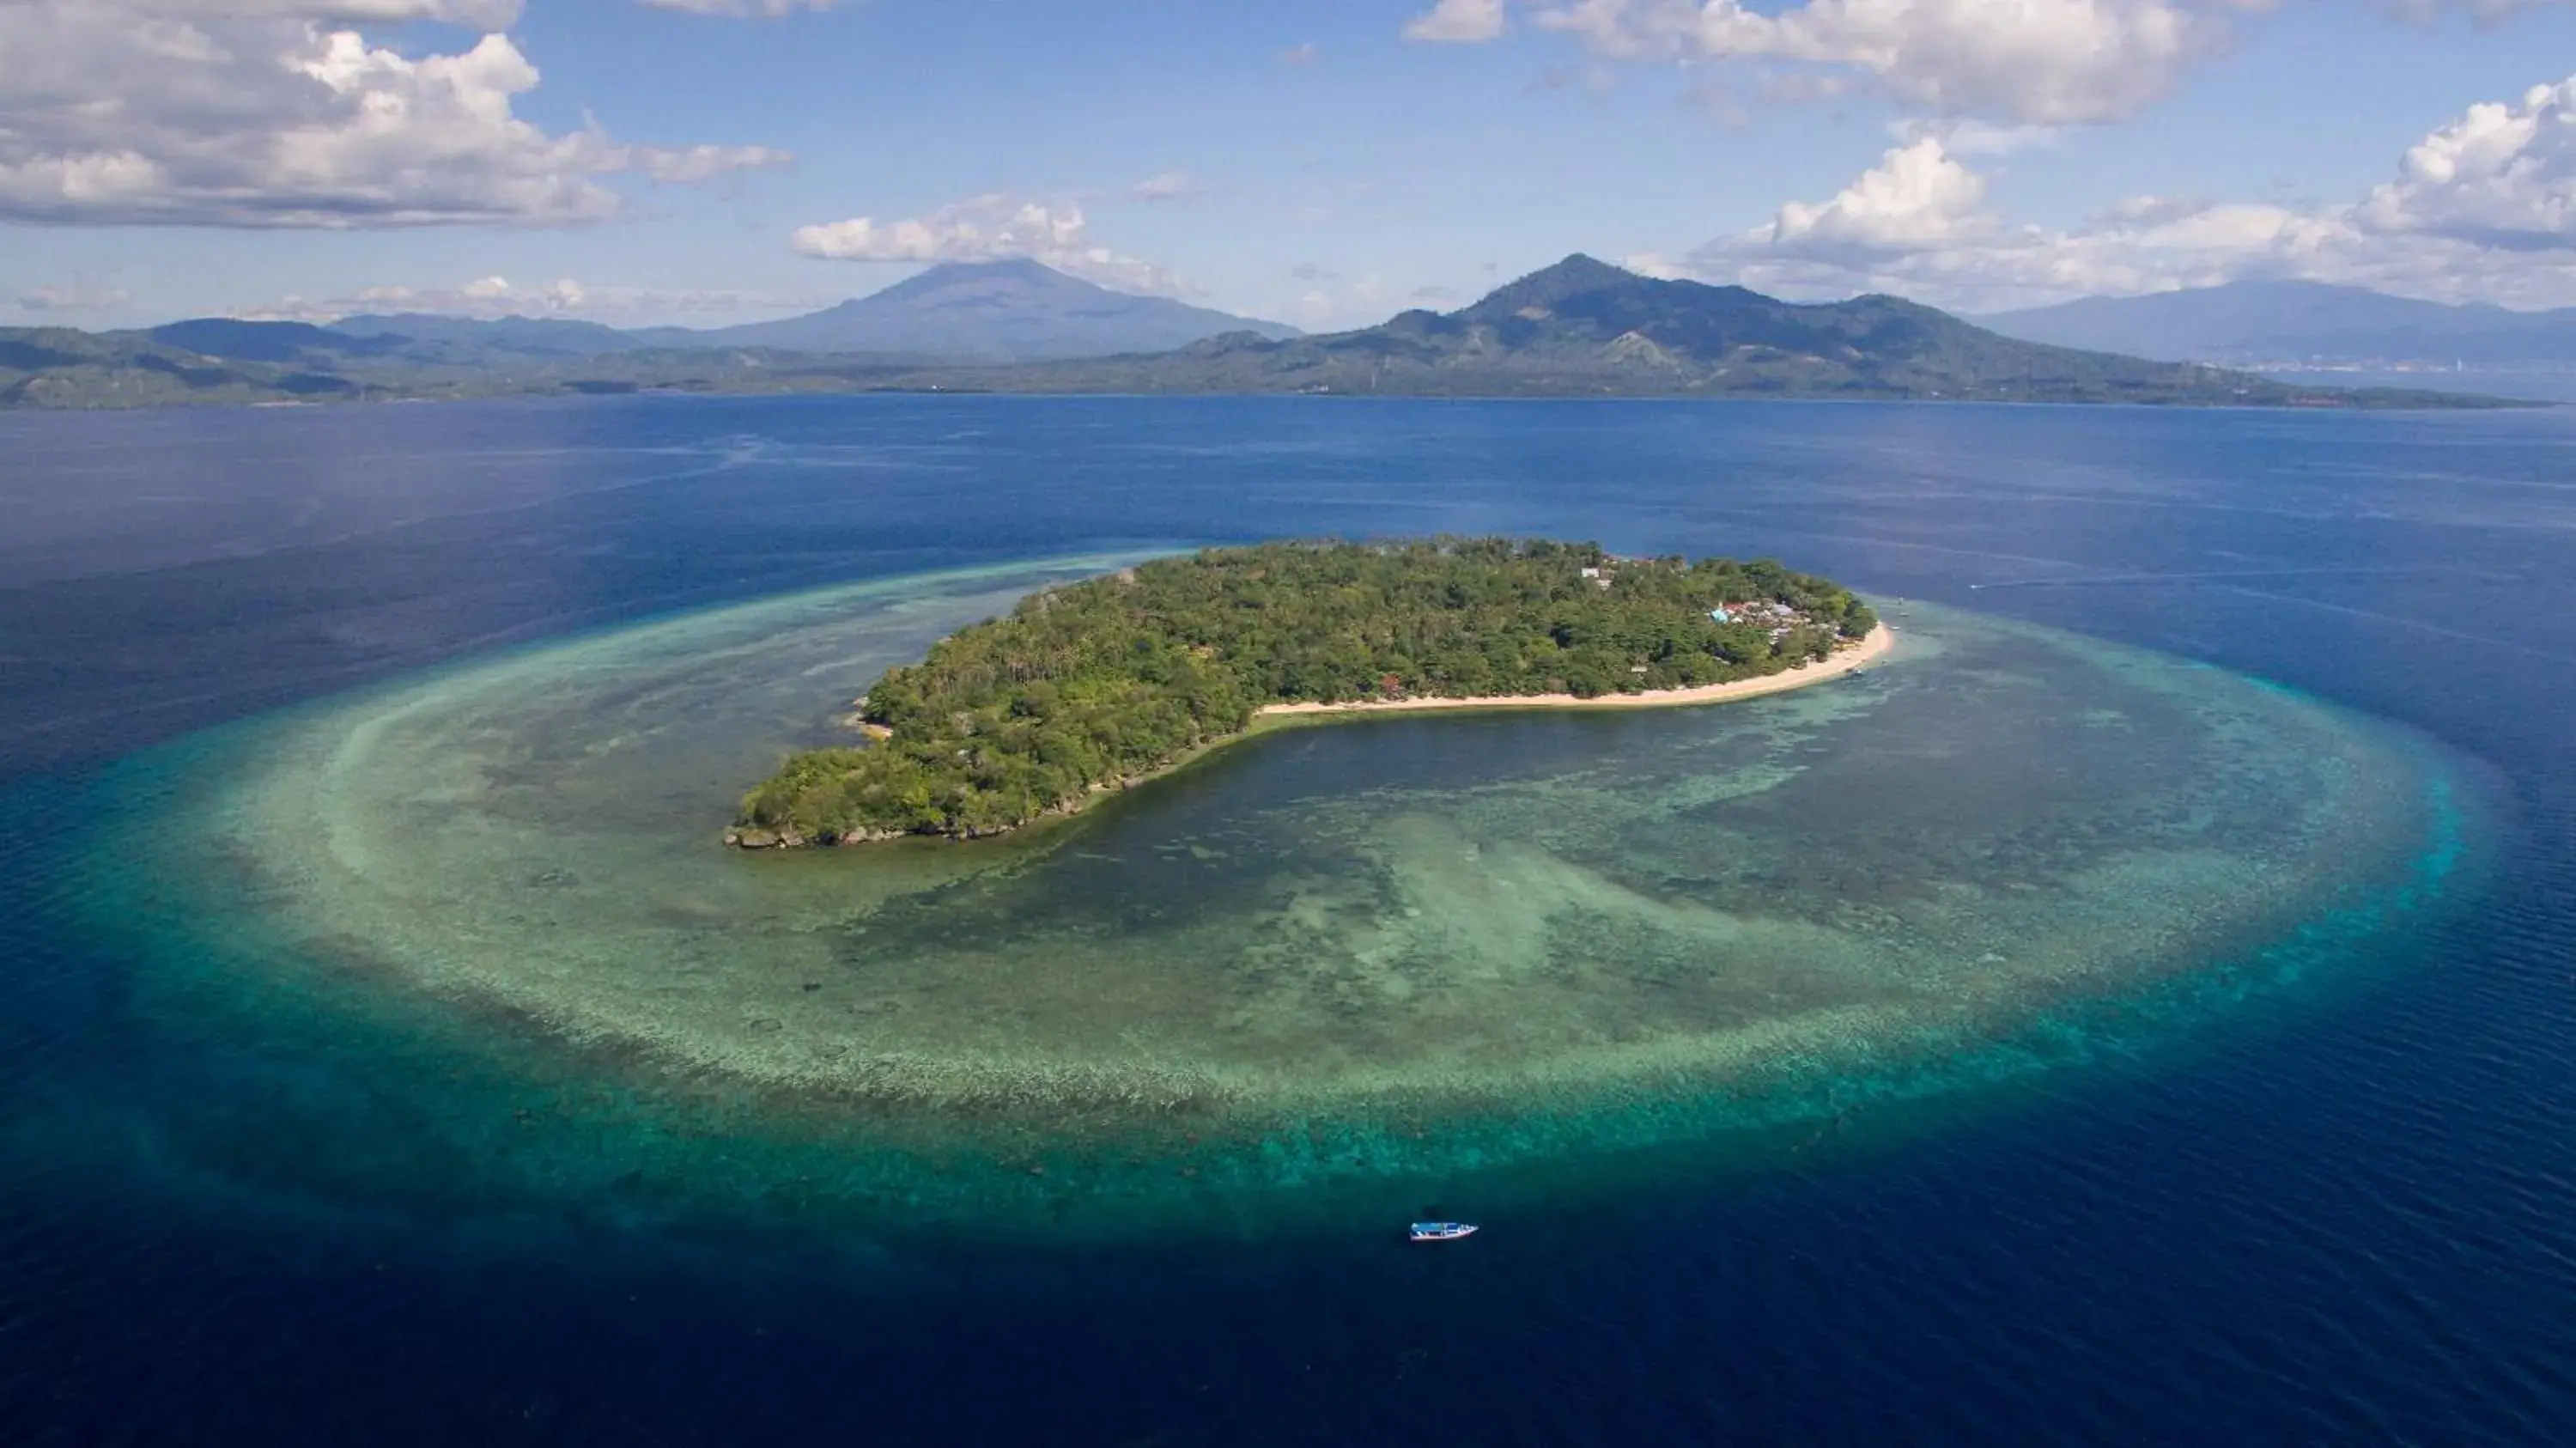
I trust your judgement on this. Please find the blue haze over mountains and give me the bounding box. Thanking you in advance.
[331,259,1303,363]
[0,258,2526,409]
[1977,281,2576,368]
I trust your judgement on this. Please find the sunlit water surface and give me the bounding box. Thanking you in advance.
[3,395,2566,1445]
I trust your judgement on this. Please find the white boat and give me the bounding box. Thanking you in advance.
[1409,1220,1478,1242]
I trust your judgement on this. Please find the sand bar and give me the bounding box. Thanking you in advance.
[1255,624,1893,720]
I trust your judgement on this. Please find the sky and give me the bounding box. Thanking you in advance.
[9,0,2576,332]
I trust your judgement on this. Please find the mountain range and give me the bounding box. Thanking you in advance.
[319,259,1302,364]
[684,259,1303,359]
[0,258,2518,410]
[322,312,665,357]
[1976,281,2576,368]
[908,257,2484,405]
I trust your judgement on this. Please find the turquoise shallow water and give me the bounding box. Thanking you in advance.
[33,557,2474,1244]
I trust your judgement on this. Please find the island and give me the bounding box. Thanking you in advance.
[729,538,1882,847]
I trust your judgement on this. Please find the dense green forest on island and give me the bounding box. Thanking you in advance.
[733,538,1877,845]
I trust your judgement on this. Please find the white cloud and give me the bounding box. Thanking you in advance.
[1921,119,2064,156]
[238,275,828,323]
[1291,271,1391,329]
[16,283,133,312]
[1771,137,1995,250]
[1730,0,2195,123]
[1281,41,1321,64]
[1662,74,2576,310]
[2354,77,2576,248]
[1405,0,1510,42]
[790,194,1193,295]
[1127,171,1204,202]
[641,143,793,183]
[1529,0,1698,58]
[240,275,588,319]
[0,2,788,227]
[1431,0,2213,125]
[792,197,1085,264]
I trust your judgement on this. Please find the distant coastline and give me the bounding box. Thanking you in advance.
[4,256,2534,412]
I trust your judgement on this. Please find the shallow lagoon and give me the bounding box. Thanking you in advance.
[64,555,2460,1239]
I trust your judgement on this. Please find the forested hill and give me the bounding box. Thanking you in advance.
[913,256,2511,406]
[733,539,1878,846]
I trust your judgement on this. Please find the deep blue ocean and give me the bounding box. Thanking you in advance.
[4,394,2574,1445]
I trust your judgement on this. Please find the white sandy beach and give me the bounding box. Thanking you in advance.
[1255,624,1893,719]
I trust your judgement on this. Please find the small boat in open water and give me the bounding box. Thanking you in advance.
[1410,1221,1478,1242]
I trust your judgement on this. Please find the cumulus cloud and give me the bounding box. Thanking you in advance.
[1127,171,1204,202]
[1658,74,2576,309]
[790,194,1193,295]
[1405,0,1510,42]
[1421,0,2213,125]
[2353,77,2576,248]
[1771,137,1995,250]
[0,1,788,227]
